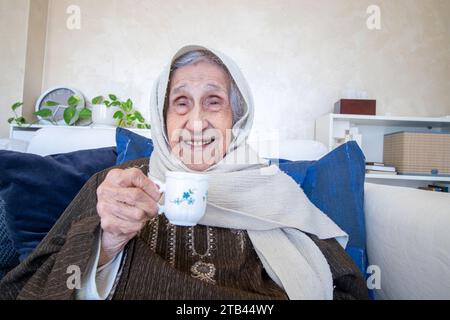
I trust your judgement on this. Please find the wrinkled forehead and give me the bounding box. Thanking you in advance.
[168,51,232,92]
[163,49,234,115]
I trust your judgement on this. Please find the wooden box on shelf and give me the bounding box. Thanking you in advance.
[334,99,376,115]
[384,132,450,176]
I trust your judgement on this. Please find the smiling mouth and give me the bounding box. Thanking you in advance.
[181,137,216,147]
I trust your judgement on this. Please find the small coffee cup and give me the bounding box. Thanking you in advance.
[151,171,209,226]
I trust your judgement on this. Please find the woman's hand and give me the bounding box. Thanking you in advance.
[96,168,161,266]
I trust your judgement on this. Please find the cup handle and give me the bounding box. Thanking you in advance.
[152,179,165,215]
[153,179,166,193]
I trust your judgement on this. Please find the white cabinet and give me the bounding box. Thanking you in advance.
[9,124,151,143]
[315,114,450,186]
[8,124,152,156]
[9,124,43,142]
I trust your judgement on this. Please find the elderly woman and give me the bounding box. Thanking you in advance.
[0,45,367,300]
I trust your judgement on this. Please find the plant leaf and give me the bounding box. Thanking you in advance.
[103,101,110,107]
[121,99,133,113]
[12,102,23,111]
[16,117,26,124]
[7,117,14,124]
[64,106,77,125]
[34,109,53,118]
[113,111,124,119]
[134,111,145,123]
[145,124,151,129]
[108,94,117,101]
[78,108,92,119]
[111,101,121,107]
[68,95,80,107]
[91,96,104,105]
[126,113,136,122]
[118,119,125,127]
[45,100,59,107]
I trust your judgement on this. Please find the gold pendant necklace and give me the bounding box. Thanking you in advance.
[187,226,217,285]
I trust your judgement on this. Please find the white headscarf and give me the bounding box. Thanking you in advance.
[148,45,348,299]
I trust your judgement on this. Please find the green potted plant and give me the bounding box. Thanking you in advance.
[90,94,150,129]
[44,95,91,125]
[7,102,27,126]
[90,95,121,126]
[7,101,71,126]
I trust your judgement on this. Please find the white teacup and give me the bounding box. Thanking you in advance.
[152,171,209,226]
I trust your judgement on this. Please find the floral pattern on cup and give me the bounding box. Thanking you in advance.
[171,189,195,205]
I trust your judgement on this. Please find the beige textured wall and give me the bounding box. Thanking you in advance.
[40,0,450,139]
[0,0,29,138]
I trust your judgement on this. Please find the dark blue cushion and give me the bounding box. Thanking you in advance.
[114,130,367,274]
[0,147,117,262]
[0,199,19,279]
[116,127,153,165]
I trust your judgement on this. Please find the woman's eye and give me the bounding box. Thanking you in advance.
[174,99,189,107]
[207,98,222,107]
[170,99,189,114]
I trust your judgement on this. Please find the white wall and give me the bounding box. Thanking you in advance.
[2,0,450,140]
[0,0,29,138]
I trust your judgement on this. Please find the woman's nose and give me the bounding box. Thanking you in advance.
[185,109,208,133]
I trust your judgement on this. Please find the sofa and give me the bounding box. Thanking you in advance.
[364,182,450,299]
[1,126,449,299]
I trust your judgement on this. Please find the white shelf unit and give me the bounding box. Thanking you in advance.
[365,173,450,182]
[9,123,152,143]
[315,114,450,187]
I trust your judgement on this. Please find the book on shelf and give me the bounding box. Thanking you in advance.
[365,165,396,172]
[366,162,385,166]
[365,170,398,175]
[418,185,449,193]
[434,182,450,189]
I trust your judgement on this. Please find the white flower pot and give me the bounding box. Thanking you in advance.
[91,104,120,126]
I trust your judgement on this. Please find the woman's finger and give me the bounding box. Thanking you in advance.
[102,199,157,222]
[100,185,159,214]
[118,168,162,201]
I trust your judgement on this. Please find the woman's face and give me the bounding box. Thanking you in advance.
[166,60,233,171]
